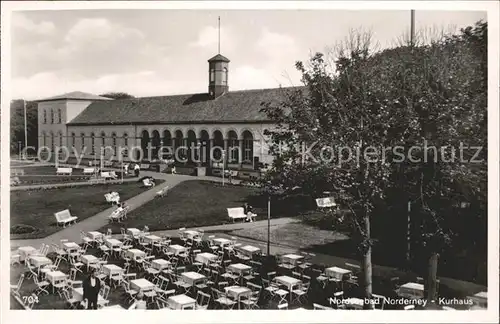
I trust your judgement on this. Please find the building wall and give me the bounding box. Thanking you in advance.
[37,101,67,150]
[67,122,276,166]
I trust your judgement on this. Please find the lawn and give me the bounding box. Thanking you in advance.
[100,180,262,234]
[11,166,128,186]
[10,180,164,239]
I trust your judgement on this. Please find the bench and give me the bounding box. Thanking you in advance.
[227,207,256,223]
[11,177,21,186]
[101,171,118,180]
[316,197,337,208]
[83,167,97,175]
[54,209,78,227]
[142,178,155,187]
[56,167,73,175]
[140,164,150,170]
[155,186,169,197]
[105,192,120,204]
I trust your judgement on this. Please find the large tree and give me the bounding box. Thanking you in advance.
[262,21,487,306]
[10,100,38,154]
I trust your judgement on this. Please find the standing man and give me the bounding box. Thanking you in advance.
[83,270,101,310]
[134,163,140,177]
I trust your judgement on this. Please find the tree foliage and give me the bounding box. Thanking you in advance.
[99,92,135,100]
[261,21,487,291]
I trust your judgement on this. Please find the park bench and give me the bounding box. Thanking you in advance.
[142,178,155,187]
[140,163,150,170]
[227,207,256,223]
[101,171,118,180]
[54,209,78,227]
[315,197,337,208]
[105,192,120,204]
[11,176,21,186]
[155,186,169,197]
[56,167,73,176]
[83,167,97,175]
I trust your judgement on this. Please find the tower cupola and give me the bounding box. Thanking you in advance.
[208,54,229,99]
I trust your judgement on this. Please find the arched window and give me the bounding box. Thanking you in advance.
[242,130,254,164]
[58,108,62,123]
[122,133,129,158]
[100,132,106,157]
[210,69,215,82]
[50,109,54,124]
[71,133,76,149]
[91,132,95,155]
[227,130,238,163]
[42,132,46,147]
[111,133,117,156]
[50,132,55,152]
[58,131,63,147]
[222,67,228,85]
[80,133,85,151]
[43,110,47,124]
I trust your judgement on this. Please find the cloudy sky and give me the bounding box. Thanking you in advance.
[11,9,485,100]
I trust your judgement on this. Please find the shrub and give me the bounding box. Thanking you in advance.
[11,224,38,235]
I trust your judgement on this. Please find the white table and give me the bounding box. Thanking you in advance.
[213,238,231,246]
[18,246,37,262]
[72,287,106,302]
[397,282,424,299]
[87,231,103,240]
[167,294,196,310]
[228,263,252,275]
[126,249,146,260]
[275,275,302,301]
[80,255,100,266]
[144,235,162,244]
[29,256,52,268]
[105,238,122,248]
[63,242,80,252]
[130,278,155,292]
[103,264,124,277]
[238,245,261,256]
[127,228,141,237]
[195,252,218,265]
[152,259,171,270]
[46,270,68,285]
[325,266,352,280]
[181,272,206,286]
[225,286,252,309]
[282,254,304,265]
[184,230,200,239]
[168,244,187,255]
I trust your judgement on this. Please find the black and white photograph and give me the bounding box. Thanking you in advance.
[1,1,498,323]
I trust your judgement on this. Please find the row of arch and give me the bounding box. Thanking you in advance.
[40,129,255,165]
[41,108,62,124]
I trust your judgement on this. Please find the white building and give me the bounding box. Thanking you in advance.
[36,53,300,176]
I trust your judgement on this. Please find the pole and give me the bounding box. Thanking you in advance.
[121,159,124,183]
[267,195,271,256]
[23,99,28,159]
[222,151,225,186]
[218,16,221,54]
[407,201,411,263]
[410,10,415,47]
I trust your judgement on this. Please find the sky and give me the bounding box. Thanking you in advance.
[11,9,486,100]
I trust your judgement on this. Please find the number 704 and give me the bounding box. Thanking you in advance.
[22,295,39,304]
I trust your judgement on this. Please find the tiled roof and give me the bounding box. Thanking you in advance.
[36,91,112,102]
[208,54,230,62]
[68,87,304,125]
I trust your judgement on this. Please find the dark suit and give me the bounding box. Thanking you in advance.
[83,276,101,310]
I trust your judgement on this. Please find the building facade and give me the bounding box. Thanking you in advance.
[37,53,297,174]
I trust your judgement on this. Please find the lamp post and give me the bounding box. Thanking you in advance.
[267,193,271,256]
[23,99,28,160]
[222,150,225,186]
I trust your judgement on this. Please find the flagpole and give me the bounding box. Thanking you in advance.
[218,16,221,54]
[410,10,415,47]
[23,99,28,159]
